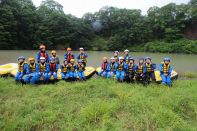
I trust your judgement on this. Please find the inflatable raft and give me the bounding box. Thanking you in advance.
[96,67,178,82]
[0,63,18,75]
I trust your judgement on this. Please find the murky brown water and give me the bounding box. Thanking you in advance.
[0,50,197,73]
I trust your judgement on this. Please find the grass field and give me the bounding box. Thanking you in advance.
[0,77,197,130]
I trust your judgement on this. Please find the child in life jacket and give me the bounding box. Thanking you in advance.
[60,60,70,80]
[135,58,146,84]
[76,60,86,81]
[48,57,59,81]
[64,48,75,63]
[69,59,77,81]
[36,44,49,63]
[116,57,128,82]
[77,47,88,67]
[126,57,137,82]
[107,57,117,78]
[99,57,109,78]
[144,57,156,83]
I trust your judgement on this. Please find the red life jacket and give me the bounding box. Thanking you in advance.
[49,63,56,72]
[102,62,108,70]
[40,51,48,60]
[67,53,73,62]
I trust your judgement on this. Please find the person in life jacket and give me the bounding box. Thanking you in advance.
[64,48,75,63]
[77,47,88,67]
[15,56,30,82]
[135,58,146,83]
[124,49,131,64]
[76,60,86,81]
[48,57,59,81]
[126,57,137,82]
[99,57,109,78]
[60,60,70,80]
[115,57,128,82]
[114,51,119,62]
[159,57,173,86]
[144,57,156,83]
[36,44,49,63]
[107,57,117,78]
[50,50,60,64]
[36,57,50,83]
[24,57,38,84]
[69,59,77,80]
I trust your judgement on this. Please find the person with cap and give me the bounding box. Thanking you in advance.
[60,60,70,80]
[77,47,88,66]
[115,57,128,82]
[50,50,60,65]
[76,60,86,81]
[124,49,131,64]
[48,57,59,81]
[135,58,147,84]
[126,57,137,82]
[64,47,75,63]
[107,57,117,78]
[113,51,119,62]
[24,57,38,84]
[99,57,109,78]
[36,57,50,83]
[36,44,49,63]
[69,59,77,81]
[159,58,173,86]
[144,57,156,83]
[15,56,30,82]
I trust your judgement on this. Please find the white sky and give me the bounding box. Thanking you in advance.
[32,0,190,18]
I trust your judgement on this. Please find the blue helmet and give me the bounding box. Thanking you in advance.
[145,56,151,61]
[18,56,25,61]
[78,60,83,63]
[164,57,171,61]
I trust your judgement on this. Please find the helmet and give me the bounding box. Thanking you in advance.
[129,57,134,61]
[70,59,75,62]
[79,47,84,50]
[119,57,124,60]
[164,57,171,61]
[28,57,35,62]
[18,56,25,61]
[124,49,129,52]
[40,57,45,60]
[103,57,107,60]
[39,44,46,49]
[139,58,144,61]
[110,57,115,60]
[63,59,67,63]
[50,57,55,61]
[67,48,72,51]
[78,60,83,63]
[114,50,119,54]
[51,50,56,54]
[145,57,151,61]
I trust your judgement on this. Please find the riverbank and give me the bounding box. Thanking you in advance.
[0,78,197,130]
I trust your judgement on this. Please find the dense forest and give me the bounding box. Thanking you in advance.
[0,0,196,53]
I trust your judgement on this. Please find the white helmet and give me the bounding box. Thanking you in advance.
[110,57,115,60]
[119,57,124,60]
[40,57,45,60]
[124,49,129,52]
[79,47,84,50]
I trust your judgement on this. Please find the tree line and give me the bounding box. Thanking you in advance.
[0,0,196,53]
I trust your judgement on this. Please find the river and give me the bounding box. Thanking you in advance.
[0,50,197,73]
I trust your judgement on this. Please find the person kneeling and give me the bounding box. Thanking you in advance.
[144,57,156,83]
[15,56,29,83]
[136,58,146,84]
[126,57,137,82]
[99,57,108,78]
[48,57,59,82]
[107,57,117,78]
[60,60,69,80]
[76,60,86,81]
[116,57,128,82]
[69,59,77,81]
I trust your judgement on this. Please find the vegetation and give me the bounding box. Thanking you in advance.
[0,77,197,130]
[0,0,196,53]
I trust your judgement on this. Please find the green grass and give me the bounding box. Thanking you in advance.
[0,78,197,130]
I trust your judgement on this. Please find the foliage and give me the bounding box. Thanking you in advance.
[0,78,197,130]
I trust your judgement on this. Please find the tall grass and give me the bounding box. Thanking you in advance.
[0,78,197,130]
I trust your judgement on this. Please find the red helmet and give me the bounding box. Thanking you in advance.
[39,44,46,49]
[67,47,72,51]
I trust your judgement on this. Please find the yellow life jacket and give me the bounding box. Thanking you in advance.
[70,64,75,71]
[79,54,87,63]
[29,63,36,72]
[146,63,152,73]
[118,63,124,71]
[110,63,115,71]
[18,62,26,72]
[78,64,84,71]
[162,63,170,73]
[62,64,68,72]
[114,56,118,62]
[125,55,129,64]
[137,65,143,74]
[128,64,134,73]
[40,63,46,72]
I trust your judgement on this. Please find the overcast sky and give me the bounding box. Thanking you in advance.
[32,0,190,18]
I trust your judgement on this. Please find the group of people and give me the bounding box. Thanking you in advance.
[99,50,173,86]
[15,44,88,84]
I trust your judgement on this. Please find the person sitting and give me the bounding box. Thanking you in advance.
[126,57,137,82]
[69,59,77,81]
[113,51,119,62]
[36,44,49,63]
[36,57,49,83]
[107,57,117,78]
[144,57,156,83]
[15,56,29,83]
[60,60,70,80]
[50,50,60,65]
[76,60,86,81]
[135,58,146,84]
[64,48,75,63]
[48,57,59,81]
[124,49,131,64]
[159,57,173,87]
[24,57,38,84]
[116,57,128,82]
[99,57,108,78]
[77,47,88,67]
